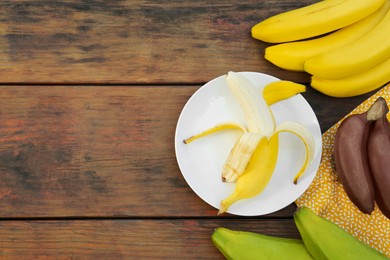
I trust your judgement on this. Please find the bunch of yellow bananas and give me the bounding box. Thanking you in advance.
[184,72,315,214]
[251,0,390,97]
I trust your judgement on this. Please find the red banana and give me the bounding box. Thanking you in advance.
[333,98,386,214]
[367,97,390,219]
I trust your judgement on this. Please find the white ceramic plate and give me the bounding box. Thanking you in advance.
[175,72,322,216]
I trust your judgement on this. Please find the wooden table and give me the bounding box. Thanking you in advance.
[0,1,381,258]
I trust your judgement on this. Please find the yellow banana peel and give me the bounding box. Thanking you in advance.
[183,122,246,144]
[218,134,279,215]
[275,122,315,184]
[263,81,306,106]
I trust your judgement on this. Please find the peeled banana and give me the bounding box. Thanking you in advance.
[218,120,315,214]
[294,207,388,259]
[184,72,315,214]
[304,4,390,79]
[251,0,385,43]
[211,227,313,260]
[264,0,390,71]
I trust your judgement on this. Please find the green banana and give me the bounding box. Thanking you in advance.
[294,207,388,260]
[211,227,313,260]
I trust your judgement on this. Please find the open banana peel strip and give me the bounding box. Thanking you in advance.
[183,72,314,214]
[263,80,306,106]
[275,121,315,184]
[183,122,247,144]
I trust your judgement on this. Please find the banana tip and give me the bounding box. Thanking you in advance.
[218,203,228,215]
[183,137,192,144]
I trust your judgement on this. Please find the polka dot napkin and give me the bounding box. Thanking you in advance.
[295,84,390,257]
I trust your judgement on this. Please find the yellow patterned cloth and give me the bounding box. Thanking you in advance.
[296,84,390,257]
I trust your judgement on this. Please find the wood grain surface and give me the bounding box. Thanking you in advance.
[0,0,317,84]
[0,85,375,218]
[0,219,299,259]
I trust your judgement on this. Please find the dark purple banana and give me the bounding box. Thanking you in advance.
[333,97,386,214]
[367,98,390,219]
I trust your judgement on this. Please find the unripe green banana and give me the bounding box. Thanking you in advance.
[294,207,388,260]
[211,227,313,260]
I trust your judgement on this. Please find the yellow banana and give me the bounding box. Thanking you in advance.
[310,58,390,97]
[218,134,279,215]
[305,5,390,79]
[251,0,385,43]
[263,81,306,106]
[265,0,390,71]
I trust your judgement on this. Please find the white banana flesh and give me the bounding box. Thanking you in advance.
[221,132,263,183]
[226,71,275,138]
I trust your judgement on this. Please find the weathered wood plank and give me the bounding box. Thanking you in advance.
[0,85,374,218]
[0,0,317,84]
[0,85,294,217]
[0,219,300,259]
